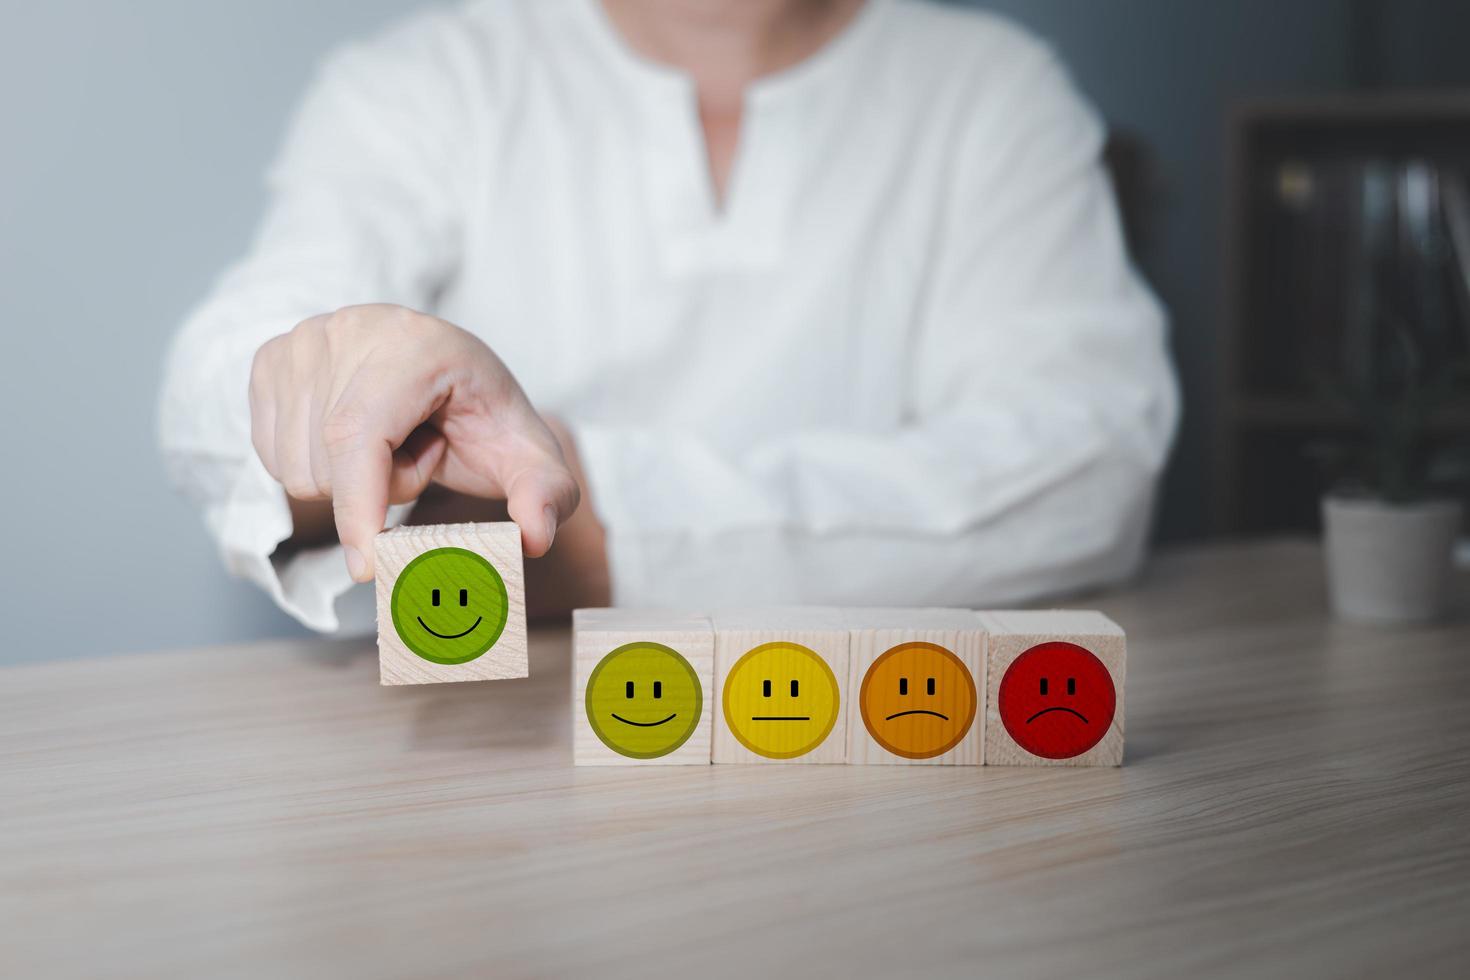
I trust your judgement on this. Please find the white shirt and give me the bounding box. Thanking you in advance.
[158,0,1179,633]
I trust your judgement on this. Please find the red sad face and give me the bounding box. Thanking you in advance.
[998,641,1116,760]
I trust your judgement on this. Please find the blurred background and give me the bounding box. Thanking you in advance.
[3,0,1469,665]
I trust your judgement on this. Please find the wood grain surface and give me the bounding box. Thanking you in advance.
[3,540,1469,979]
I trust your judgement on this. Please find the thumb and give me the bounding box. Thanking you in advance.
[503,451,581,558]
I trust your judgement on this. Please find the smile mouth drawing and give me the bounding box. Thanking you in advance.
[1026,706,1089,724]
[751,716,810,721]
[611,713,676,727]
[416,616,483,639]
[885,709,949,721]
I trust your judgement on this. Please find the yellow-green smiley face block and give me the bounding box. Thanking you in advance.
[389,547,509,665]
[586,642,704,759]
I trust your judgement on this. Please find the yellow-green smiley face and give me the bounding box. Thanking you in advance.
[390,547,509,665]
[585,642,703,759]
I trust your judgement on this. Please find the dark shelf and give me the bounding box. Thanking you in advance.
[1230,397,1470,430]
[1217,93,1470,533]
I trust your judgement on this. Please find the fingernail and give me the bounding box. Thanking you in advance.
[543,505,558,552]
[345,546,368,582]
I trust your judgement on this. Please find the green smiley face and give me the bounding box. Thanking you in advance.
[389,547,509,665]
[585,642,703,759]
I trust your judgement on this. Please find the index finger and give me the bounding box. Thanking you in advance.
[323,366,448,581]
[324,417,393,582]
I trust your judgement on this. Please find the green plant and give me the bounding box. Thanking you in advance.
[1307,312,1470,504]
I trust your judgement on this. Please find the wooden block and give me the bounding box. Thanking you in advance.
[844,609,986,765]
[572,609,714,766]
[711,608,850,764]
[977,610,1126,767]
[374,522,527,686]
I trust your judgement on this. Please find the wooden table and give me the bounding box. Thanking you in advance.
[3,540,1469,979]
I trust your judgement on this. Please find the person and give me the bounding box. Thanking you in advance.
[158,0,1178,634]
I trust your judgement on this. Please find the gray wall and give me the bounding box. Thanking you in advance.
[0,0,1462,664]
[0,1,423,665]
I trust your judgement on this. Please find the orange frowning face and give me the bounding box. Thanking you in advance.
[858,642,977,760]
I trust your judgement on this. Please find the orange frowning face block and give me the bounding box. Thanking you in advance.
[858,642,977,760]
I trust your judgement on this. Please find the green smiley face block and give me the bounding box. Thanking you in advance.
[389,547,509,665]
[585,642,703,759]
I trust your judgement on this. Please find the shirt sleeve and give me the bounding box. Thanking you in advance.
[572,49,1179,608]
[156,12,471,632]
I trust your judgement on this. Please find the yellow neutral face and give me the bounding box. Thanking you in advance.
[722,642,840,759]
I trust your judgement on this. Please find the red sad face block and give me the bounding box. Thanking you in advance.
[998,641,1116,760]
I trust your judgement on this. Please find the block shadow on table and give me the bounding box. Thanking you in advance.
[399,627,570,754]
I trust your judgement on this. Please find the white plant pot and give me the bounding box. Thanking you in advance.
[1322,495,1462,625]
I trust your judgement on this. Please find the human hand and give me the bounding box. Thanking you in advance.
[400,417,612,618]
[249,304,578,581]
